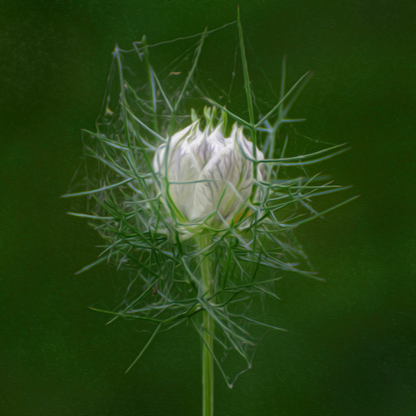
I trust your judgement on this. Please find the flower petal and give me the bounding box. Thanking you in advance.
[189,123,225,169]
[192,134,255,223]
[152,121,199,175]
[168,149,200,220]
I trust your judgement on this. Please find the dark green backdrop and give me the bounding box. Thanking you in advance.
[1,1,415,415]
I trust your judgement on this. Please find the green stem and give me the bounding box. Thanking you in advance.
[200,236,214,416]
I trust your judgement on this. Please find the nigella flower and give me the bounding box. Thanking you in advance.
[64,20,356,413]
[152,111,264,231]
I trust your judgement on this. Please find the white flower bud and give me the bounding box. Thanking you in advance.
[153,114,264,229]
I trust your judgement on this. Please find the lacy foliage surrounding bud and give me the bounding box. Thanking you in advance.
[65,29,355,385]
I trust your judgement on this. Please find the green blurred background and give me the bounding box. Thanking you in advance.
[1,1,415,415]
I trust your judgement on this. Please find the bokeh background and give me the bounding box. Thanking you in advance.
[1,1,416,415]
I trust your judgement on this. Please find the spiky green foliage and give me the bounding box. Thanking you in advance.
[63,20,356,387]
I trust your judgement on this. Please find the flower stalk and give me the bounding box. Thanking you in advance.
[200,235,214,416]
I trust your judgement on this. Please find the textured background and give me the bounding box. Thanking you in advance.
[1,1,416,415]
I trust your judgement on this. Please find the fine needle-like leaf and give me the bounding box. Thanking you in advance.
[174,27,208,112]
[125,323,161,373]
